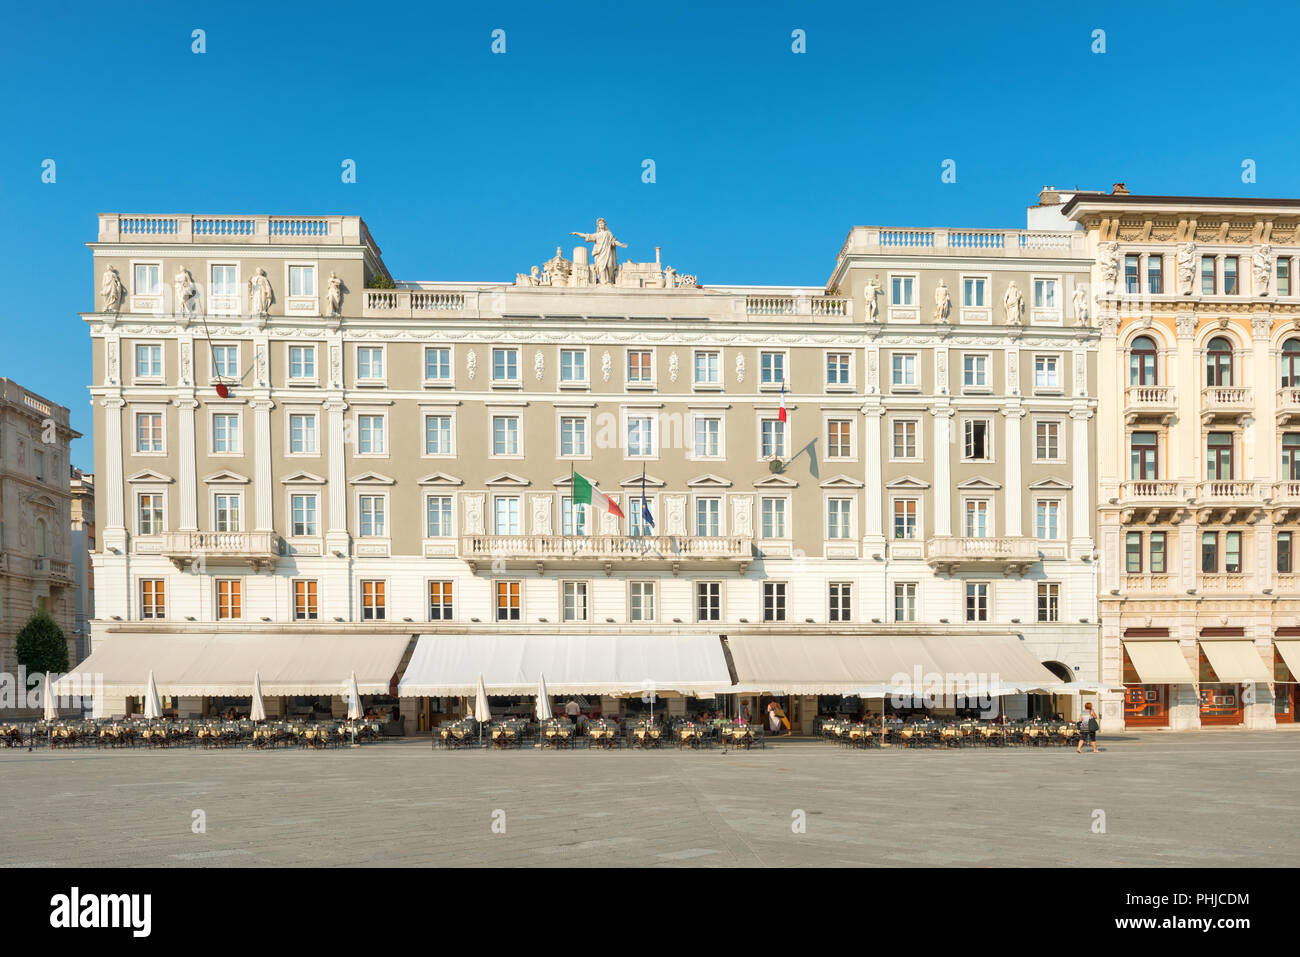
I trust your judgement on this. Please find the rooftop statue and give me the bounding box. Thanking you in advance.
[570,218,627,285]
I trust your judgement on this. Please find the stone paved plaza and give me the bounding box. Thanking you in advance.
[1,731,1296,867]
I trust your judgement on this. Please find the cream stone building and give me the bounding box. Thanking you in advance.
[1068,187,1300,730]
[0,378,81,701]
[79,209,1098,728]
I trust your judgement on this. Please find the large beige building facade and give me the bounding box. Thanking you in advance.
[82,208,1099,726]
[0,378,81,691]
[1069,189,1300,730]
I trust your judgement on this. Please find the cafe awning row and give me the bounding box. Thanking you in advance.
[1272,640,1300,679]
[52,634,412,697]
[1121,639,1196,684]
[1200,640,1271,683]
[396,634,734,697]
[724,635,1066,696]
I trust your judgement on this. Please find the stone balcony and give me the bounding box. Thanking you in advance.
[459,533,753,575]
[837,226,1086,260]
[1124,385,1177,424]
[1199,386,1253,423]
[1123,572,1174,594]
[1197,480,1261,503]
[924,536,1040,575]
[1278,387,1300,424]
[161,530,282,571]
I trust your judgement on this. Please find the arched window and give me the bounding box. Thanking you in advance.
[1206,336,1234,387]
[1129,336,1158,385]
[1282,339,1300,388]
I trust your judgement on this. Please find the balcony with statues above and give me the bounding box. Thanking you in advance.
[458,533,754,576]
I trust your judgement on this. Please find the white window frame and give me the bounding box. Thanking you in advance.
[693,495,725,537]
[558,347,590,387]
[492,494,522,535]
[961,497,993,539]
[557,411,592,460]
[689,411,725,461]
[889,417,922,462]
[491,347,521,386]
[354,409,389,457]
[964,581,991,622]
[1033,496,1065,541]
[889,272,918,307]
[287,343,318,385]
[356,491,389,539]
[214,577,245,622]
[210,342,240,382]
[1033,416,1066,463]
[422,409,457,458]
[890,496,920,541]
[355,345,387,386]
[828,581,853,623]
[133,341,165,384]
[285,408,320,457]
[133,406,167,455]
[490,413,523,459]
[695,580,723,623]
[423,346,454,387]
[129,260,163,312]
[1030,275,1063,325]
[284,261,320,316]
[893,581,919,623]
[207,261,240,315]
[135,488,167,538]
[423,493,455,539]
[960,273,992,323]
[359,578,389,622]
[759,495,791,541]
[287,490,320,539]
[624,410,658,460]
[758,416,788,460]
[825,351,854,390]
[629,580,657,623]
[961,352,992,393]
[961,416,995,462]
[889,351,920,392]
[825,415,856,461]
[210,489,244,533]
[759,349,789,389]
[626,348,656,388]
[560,580,591,623]
[825,495,855,541]
[1033,353,1064,394]
[692,349,723,389]
[209,407,243,456]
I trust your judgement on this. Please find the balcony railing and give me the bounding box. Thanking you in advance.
[1279,387,1300,420]
[1200,386,1253,420]
[1196,480,1261,502]
[744,295,852,318]
[363,289,466,316]
[460,534,753,571]
[99,214,370,247]
[1196,573,1249,594]
[161,530,282,570]
[1120,480,1187,501]
[925,536,1040,574]
[838,226,1086,260]
[1272,481,1300,502]
[1124,573,1173,593]
[1124,385,1176,421]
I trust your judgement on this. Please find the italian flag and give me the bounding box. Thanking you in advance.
[572,471,625,519]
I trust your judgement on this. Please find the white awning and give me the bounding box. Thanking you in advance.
[1200,640,1271,683]
[396,635,733,697]
[1122,639,1196,684]
[52,634,412,697]
[1275,640,1300,679]
[724,635,1065,696]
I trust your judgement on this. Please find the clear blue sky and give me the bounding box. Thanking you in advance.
[2,0,1295,470]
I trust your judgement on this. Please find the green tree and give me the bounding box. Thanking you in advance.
[14,610,69,678]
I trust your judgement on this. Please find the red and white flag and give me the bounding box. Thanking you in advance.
[778,380,788,423]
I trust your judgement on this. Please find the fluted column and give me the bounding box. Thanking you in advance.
[1002,405,1024,537]
[932,406,954,537]
[175,398,198,530]
[324,397,350,553]
[252,398,275,531]
[861,404,885,546]
[101,397,126,539]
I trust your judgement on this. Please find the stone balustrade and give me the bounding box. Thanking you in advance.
[459,533,753,570]
[161,530,282,570]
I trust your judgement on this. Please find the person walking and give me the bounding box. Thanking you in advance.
[767,701,782,736]
[1076,701,1100,753]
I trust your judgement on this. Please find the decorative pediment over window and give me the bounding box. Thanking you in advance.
[956,476,1003,491]
[126,468,173,484]
[1028,477,1073,491]
[753,473,798,488]
[486,471,530,487]
[886,475,931,490]
[280,470,326,485]
[417,471,464,486]
[349,471,396,486]
[27,492,59,511]
[203,469,251,485]
[687,473,732,488]
[819,473,865,489]
[620,473,666,488]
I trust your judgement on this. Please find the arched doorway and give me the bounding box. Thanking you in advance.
[1028,660,1074,719]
